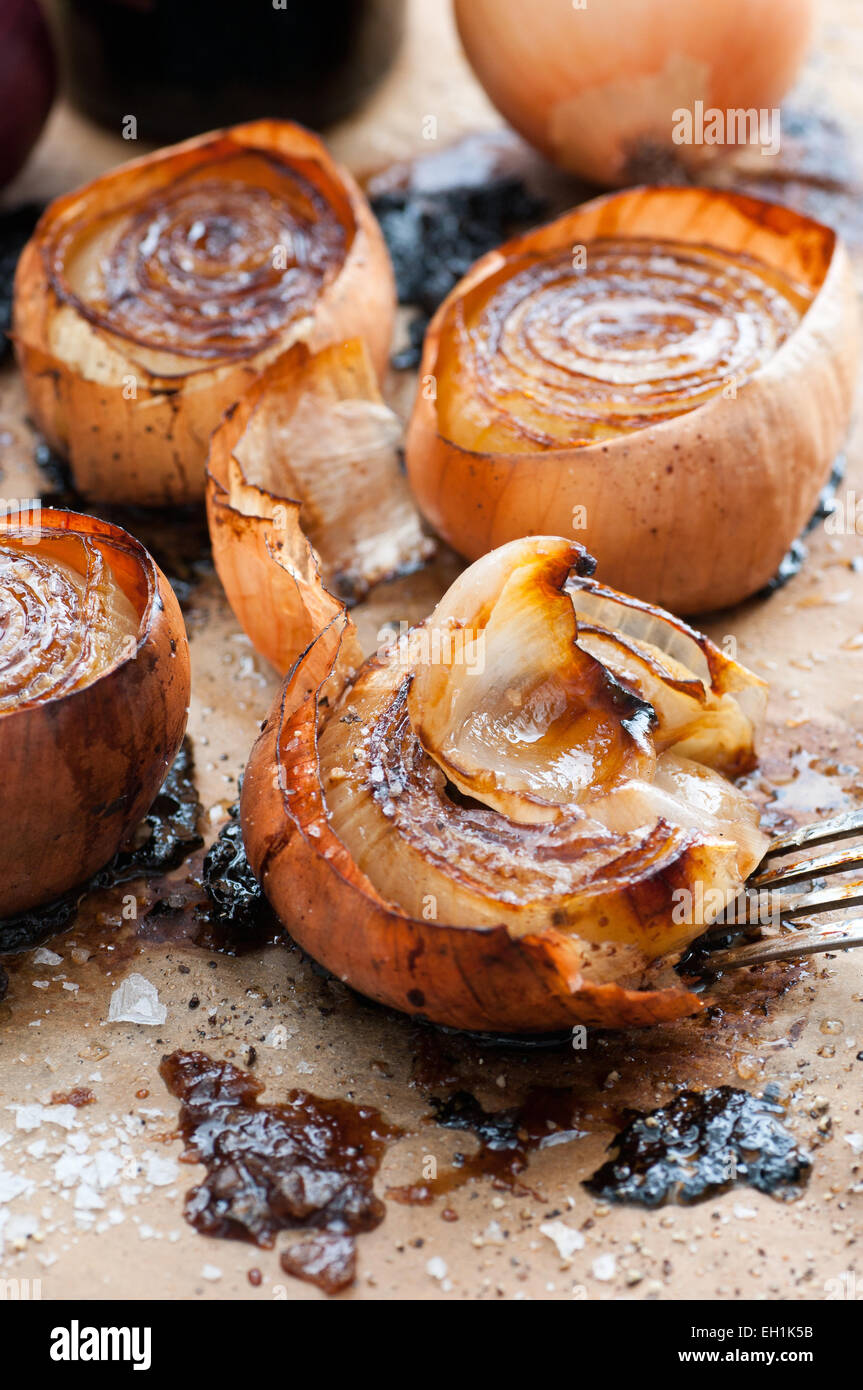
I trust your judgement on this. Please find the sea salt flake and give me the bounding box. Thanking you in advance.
[844,1131,863,1154]
[591,1253,616,1282]
[33,949,62,966]
[46,1106,77,1131]
[145,1156,179,1188]
[540,1220,585,1262]
[426,1256,448,1281]
[0,1170,33,1203]
[108,974,167,1026]
[74,1184,104,1212]
[10,1104,45,1132]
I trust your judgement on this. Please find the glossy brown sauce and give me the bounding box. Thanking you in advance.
[159,1050,400,1293]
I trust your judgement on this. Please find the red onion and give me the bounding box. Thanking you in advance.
[0,0,56,190]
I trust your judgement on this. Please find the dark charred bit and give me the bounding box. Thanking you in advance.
[0,738,202,954]
[372,178,546,369]
[0,203,45,361]
[0,889,82,955]
[281,1233,357,1295]
[201,800,265,935]
[159,1050,400,1293]
[585,1085,812,1208]
[0,962,7,1003]
[109,737,203,878]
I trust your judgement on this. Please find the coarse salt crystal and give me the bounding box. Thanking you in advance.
[107,974,167,1026]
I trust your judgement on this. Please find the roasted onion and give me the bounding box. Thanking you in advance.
[207,336,433,673]
[455,0,814,184]
[242,536,768,1033]
[0,509,190,916]
[13,120,395,505]
[406,186,859,614]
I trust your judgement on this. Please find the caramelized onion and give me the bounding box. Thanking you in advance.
[0,510,190,916]
[207,337,432,673]
[13,121,395,505]
[242,536,768,1033]
[406,187,859,613]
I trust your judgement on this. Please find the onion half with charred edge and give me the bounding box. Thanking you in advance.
[13,120,395,506]
[242,536,768,1033]
[206,337,432,674]
[0,509,190,916]
[406,186,859,614]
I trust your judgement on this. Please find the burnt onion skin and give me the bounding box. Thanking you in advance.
[406,186,859,615]
[0,510,190,916]
[241,538,766,1033]
[13,120,395,506]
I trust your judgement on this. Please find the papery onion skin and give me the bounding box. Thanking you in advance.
[206,337,430,674]
[241,615,704,1033]
[0,510,190,916]
[13,120,395,506]
[455,0,814,185]
[406,187,859,614]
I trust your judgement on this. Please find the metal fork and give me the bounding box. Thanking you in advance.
[696,807,863,972]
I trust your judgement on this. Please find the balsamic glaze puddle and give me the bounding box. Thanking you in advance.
[585,1085,811,1208]
[0,737,202,955]
[389,1087,600,1205]
[160,1050,400,1294]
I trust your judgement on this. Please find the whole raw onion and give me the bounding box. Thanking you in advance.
[0,0,56,189]
[455,0,815,184]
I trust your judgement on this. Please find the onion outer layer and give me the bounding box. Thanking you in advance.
[13,120,395,506]
[0,509,190,917]
[406,186,859,614]
[206,337,432,674]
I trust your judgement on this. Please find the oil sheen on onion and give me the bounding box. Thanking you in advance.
[435,238,811,451]
[0,534,139,712]
[54,151,346,363]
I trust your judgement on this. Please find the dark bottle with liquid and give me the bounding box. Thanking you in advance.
[51,0,405,143]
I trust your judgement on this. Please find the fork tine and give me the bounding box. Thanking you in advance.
[700,919,863,972]
[762,806,863,858]
[750,842,863,890]
[778,879,863,919]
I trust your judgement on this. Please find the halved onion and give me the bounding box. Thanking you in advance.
[242,536,768,1033]
[206,336,432,674]
[0,509,190,916]
[406,186,859,614]
[13,120,395,506]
